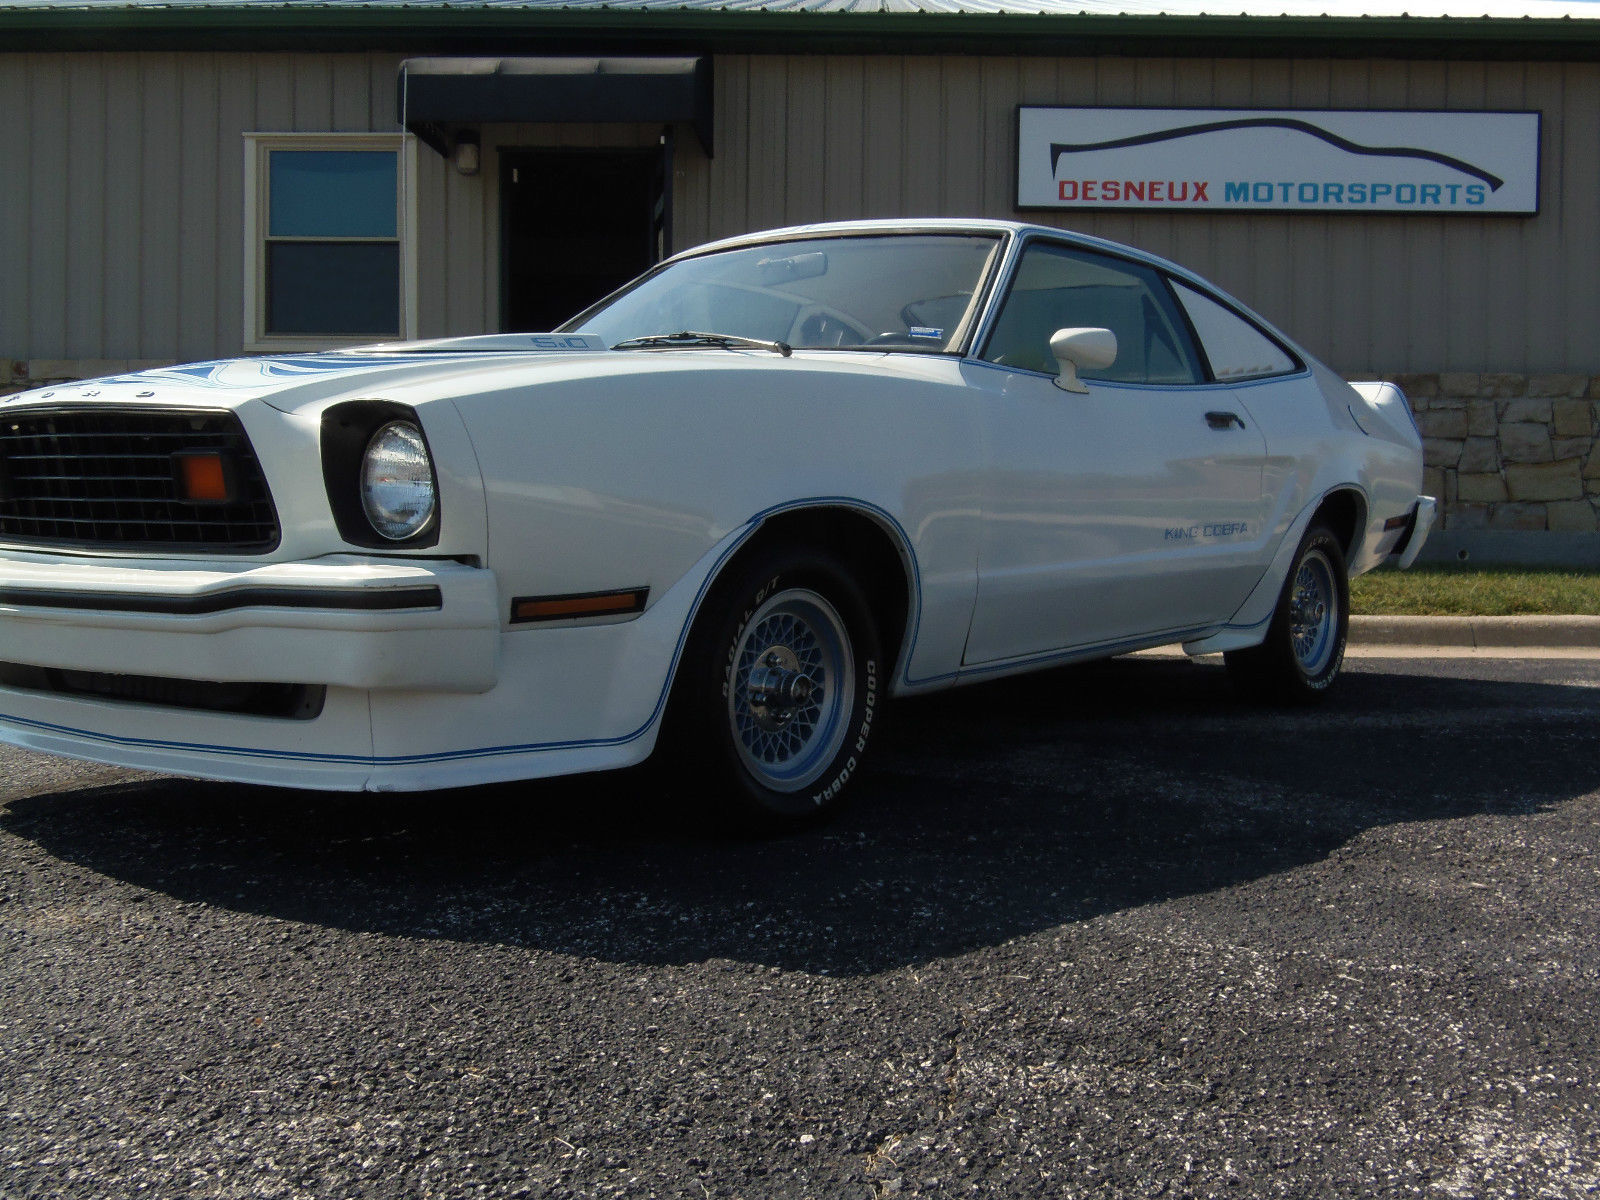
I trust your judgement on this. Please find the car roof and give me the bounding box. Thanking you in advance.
[678,218,1028,256]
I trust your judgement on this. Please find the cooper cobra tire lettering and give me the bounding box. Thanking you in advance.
[810,658,876,806]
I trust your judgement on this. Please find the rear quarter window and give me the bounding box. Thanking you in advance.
[1170,282,1298,382]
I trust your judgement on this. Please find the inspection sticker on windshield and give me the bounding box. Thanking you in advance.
[908,327,944,340]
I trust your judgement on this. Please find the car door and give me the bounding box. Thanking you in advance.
[961,239,1270,666]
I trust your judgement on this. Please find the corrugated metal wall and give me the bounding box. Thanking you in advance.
[2,50,1596,376]
[0,53,409,364]
[683,55,1597,377]
[0,52,666,360]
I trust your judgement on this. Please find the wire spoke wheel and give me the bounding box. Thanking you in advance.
[726,588,855,793]
[1224,521,1348,703]
[1288,548,1338,676]
[665,546,883,830]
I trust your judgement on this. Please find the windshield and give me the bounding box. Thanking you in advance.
[564,234,1004,353]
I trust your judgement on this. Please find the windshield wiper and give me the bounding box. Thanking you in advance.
[610,330,792,357]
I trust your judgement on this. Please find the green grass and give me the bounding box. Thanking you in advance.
[1350,565,1600,616]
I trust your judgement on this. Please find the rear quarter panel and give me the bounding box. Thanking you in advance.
[1231,362,1424,581]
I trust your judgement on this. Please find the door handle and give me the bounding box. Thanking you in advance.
[1205,410,1246,430]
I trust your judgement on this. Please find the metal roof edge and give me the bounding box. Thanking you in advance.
[4,8,1600,59]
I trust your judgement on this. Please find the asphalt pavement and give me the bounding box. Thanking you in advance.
[3,651,1599,1199]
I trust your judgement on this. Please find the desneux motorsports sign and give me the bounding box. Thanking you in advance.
[1017,107,1540,215]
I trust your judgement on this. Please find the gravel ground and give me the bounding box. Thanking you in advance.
[2,654,1599,1199]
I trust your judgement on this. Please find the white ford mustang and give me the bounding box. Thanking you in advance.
[0,219,1432,827]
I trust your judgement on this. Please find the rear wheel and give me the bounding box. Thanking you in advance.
[1225,523,1349,702]
[666,547,882,831]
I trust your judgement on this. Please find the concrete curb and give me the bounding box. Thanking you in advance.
[1350,614,1600,649]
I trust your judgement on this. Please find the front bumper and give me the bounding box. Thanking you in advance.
[0,551,500,693]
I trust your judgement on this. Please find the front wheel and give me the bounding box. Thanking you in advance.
[666,548,883,831]
[1225,523,1349,702]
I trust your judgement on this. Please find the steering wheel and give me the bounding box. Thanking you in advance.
[794,308,871,348]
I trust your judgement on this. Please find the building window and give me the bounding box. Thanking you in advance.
[244,134,417,351]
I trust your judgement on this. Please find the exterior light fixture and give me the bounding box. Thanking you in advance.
[453,130,480,176]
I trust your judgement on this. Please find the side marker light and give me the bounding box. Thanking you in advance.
[1383,509,1414,532]
[511,588,649,624]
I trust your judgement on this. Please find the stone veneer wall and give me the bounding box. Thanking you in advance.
[1393,373,1600,533]
[6,359,1599,533]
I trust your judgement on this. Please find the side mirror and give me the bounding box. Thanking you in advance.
[1050,327,1118,393]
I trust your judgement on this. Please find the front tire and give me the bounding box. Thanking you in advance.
[667,548,883,831]
[1225,523,1349,702]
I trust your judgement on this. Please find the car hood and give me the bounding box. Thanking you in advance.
[0,336,960,420]
[0,337,618,417]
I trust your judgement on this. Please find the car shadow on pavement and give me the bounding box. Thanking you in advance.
[5,656,1597,976]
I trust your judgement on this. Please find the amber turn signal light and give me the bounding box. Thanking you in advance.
[511,588,648,624]
[174,453,232,503]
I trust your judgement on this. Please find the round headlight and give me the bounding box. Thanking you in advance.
[360,420,436,541]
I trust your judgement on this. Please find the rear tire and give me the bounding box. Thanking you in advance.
[1225,523,1349,703]
[665,547,882,832]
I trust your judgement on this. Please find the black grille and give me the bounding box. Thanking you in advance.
[0,661,323,720]
[0,408,280,553]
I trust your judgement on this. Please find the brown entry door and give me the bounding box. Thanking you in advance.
[500,147,665,333]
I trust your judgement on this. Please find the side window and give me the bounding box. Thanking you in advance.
[243,133,417,351]
[980,242,1203,385]
[1170,282,1298,381]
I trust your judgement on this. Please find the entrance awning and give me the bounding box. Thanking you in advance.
[398,56,713,158]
